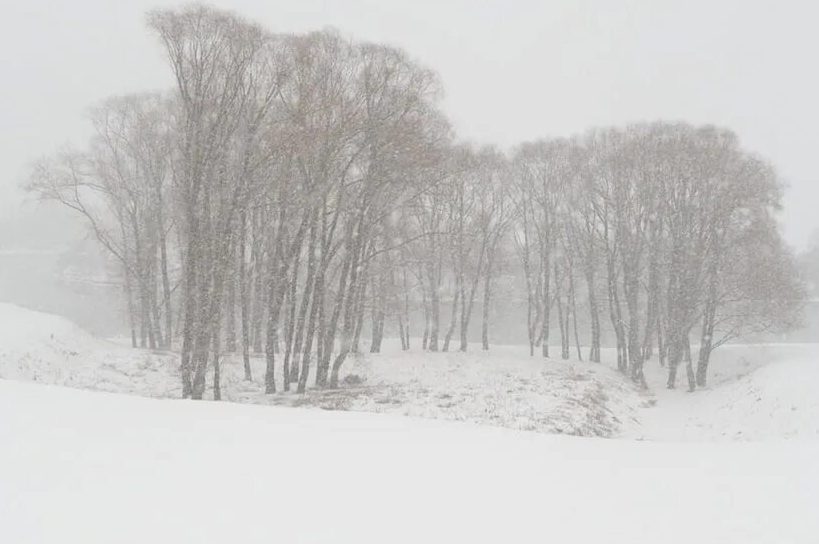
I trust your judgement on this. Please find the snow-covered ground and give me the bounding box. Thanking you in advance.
[255,346,647,437]
[0,303,647,437]
[625,343,819,441]
[1,303,818,441]
[2,379,818,544]
[0,304,178,397]
[2,303,819,542]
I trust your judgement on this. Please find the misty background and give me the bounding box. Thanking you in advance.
[1,0,817,339]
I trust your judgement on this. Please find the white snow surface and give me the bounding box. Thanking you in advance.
[0,303,178,397]
[2,379,818,544]
[2,303,819,542]
[1,303,818,441]
[0,303,646,437]
[628,344,819,441]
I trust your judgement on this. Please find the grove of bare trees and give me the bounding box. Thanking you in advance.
[29,4,803,399]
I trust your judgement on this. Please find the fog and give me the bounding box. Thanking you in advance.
[2,1,818,249]
[2,5,819,542]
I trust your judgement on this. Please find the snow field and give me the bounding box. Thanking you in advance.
[1,379,817,544]
[2,303,818,442]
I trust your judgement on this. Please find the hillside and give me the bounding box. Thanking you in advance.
[2,303,818,441]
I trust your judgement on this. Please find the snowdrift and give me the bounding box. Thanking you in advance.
[1,302,818,442]
[632,344,819,441]
[0,303,178,397]
[1,379,817,544]
[0,303,644,437]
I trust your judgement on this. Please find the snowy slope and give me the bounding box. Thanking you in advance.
[0,303,644,437]
[1,379,817,544]
[251,346,647,437]
[0,303,178,397]
[628,344,819,441]
[1,302,818,442]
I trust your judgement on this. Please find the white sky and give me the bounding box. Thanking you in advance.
[1,0,817,249]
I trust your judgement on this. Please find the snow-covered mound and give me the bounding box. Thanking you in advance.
[0,302,95,362]
[1,379,817,544]
[0,303,178,396]
[275,347,646,437]
[0,303,643,437]
[710,358,819,439]
[2,302,818,441]
[630,344,819,441]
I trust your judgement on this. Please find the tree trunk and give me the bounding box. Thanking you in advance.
[158,221,173,349]
[696,305,716,388]
[369,270,386,353]
[402,269,411,350]
[179,218,200,398]
[297,263,322,394]
[696,258,720,387]
[428,265,440,351]
[540,253,551,358]
[149,263,164,350]
[226,246,238,353]
[666,334,683,389]
[624,270,645,387]
[442,285,460,352]
[459,255,484,353]
[251,243,265,354]
[657,324,666,367]
[352,280,367,354]
[684,335,696,392]
[329,235,366,388]
[554,261,570,360]
[397,312,407,350]
[238,210,251,379]
[569,270,582,361]
[585,268,600,363]
[421,284,430,350]
[318,253,353,387]
[481,269,492,351]
[124,267,138,349]
[293,222,319,391]
[606,256,627,372]
[212,320,222,401]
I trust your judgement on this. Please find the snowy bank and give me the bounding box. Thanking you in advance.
[1,380,817,544]
[0,303,644,437]
[2,303,818,442]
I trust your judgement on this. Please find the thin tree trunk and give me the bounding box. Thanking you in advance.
[352,281,367,354]
[442,285,460,352]
[124,267,138,349]
[159,225,173,349]
[251,243,265,354]
[282,271,298,390]
[212,319,222,401]
[540,252,551,358]
[569,270,582,361]
[428,264,441,351]
[369,269,386,353]
[294,221,319,392]
[226,244,238,353]
[666,334,683,389]
[696,304,716,387]
[421,278,430,350]
[318,253,352,387]
[684,334,695,392]
[696,255,720,387]
[329,234,366,388]
[402,269,411,350]
[585,268,600,362]
[481,269,492,350]
[657,324,666,367]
